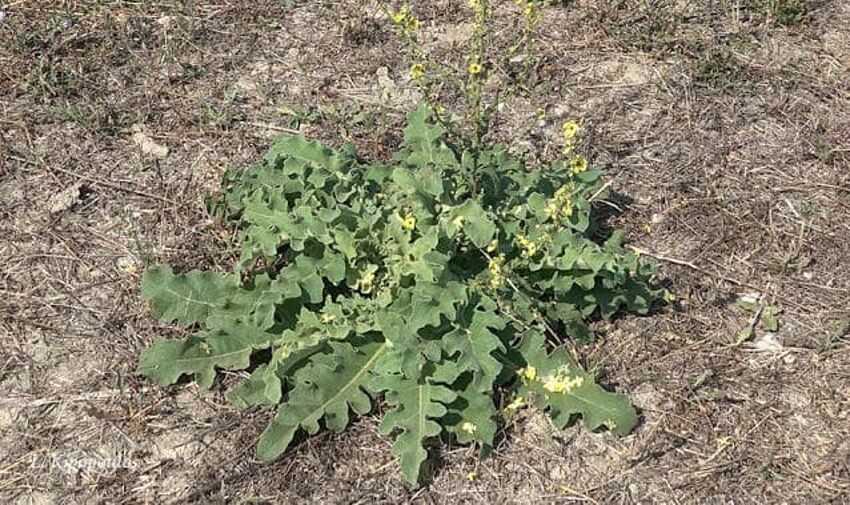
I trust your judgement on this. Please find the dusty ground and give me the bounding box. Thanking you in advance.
[1,0,849,503]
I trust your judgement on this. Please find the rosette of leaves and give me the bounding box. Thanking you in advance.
[138,105,663,484]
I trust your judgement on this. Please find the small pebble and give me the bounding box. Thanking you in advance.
[0,11,7,22]
[62,18,73,29]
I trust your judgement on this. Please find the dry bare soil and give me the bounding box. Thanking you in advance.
[1,1,849,503]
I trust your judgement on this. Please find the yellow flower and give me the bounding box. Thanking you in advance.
[524,2,534,16]
[554,186,569,200]
[468,62,483,75]
[401,214,416,230]
[545,201,559,219]
[460,421,477,435]
[562,203,574,217]
[536,107,546,120]
[570,156,588,174]
[469,0,481,9]
[409,63,425,80]
[562,120,580,139]
[488,256,505,288]
[486,239,498,253]
[519,365,537,382]
[515,234,540,257]
[515,234,530,247]
[407,16,420,31]
[541,373,584,394]
[320,313,336,324]
[488,257,503,275]
[390,8,407,25]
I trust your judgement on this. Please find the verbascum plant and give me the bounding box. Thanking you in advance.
[138,0,665,485]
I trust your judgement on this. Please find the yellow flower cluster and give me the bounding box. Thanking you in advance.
[518,365,537,383]
[409,63,425,80]
[546,185,574,222]
[389,5,420,35]
[561,120,579,155]
[470,0,492,16]
[390,6,409,25]
[460,421,477,435]
[520,364,585,396]
[488,255,505,288]
[541,372,584,394]
[515,234,539,258]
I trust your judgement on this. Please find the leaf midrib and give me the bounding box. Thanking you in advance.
[301,343,387,426]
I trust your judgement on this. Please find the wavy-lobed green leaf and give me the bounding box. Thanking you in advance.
[370,371,457,484]
[516,331,638,435]
[257,339,387,460]
[141,266,236,325]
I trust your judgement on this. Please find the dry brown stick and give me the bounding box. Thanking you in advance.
[8,155,178,205]
[626,245,764,293]
[244,122,302,134]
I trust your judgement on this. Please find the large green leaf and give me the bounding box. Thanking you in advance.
[137,325,272,388]
[257,339,387,460]
[141,266,236,325]
[450,200,496,248]
[402,105,458,169]
[446,379,498,453]
[517,331,637,435]
[440,302,506,392]
[370,372,457,484]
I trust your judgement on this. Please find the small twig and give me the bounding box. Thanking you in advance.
[243,122,302,134]
[8,155,177,205]
[626,245,763,292]
[587,180,613,203]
